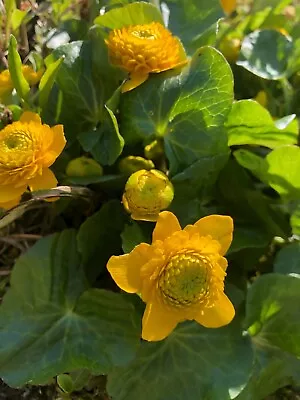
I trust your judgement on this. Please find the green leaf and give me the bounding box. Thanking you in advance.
[217,159,290,239]
[252,0,292,13]
[164,0,223,52]
[120,46,233,176]
[291,202,300,236]
[11,9,27,31]
[38,56,64,109]
[108,320,254,400]
[237,345,300,400]
[245,273,300,357]
[226,100,298,148]
[77,200,127,282]
[237,30,293,80]
[94,2,163,27]
[234,146,300,201]
[0,230,140,387]
[274,242,300,276]
[229,226,270,254]
[79,103,124,166]
[121,221,149,253]
[170,154,228,224]
[42,33,124,140]
[8,35,30,101]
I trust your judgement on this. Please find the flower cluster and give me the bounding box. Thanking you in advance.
[107,211,235,341]
[0,112,65,209]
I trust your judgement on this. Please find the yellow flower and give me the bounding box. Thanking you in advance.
[107,211,235,341]
[21,65,44,86]
[105,22,188,92]
[0,66,44,101]
[0,70,14,100]
[122,169,174,221]
[254,90,268,108]
[0,111,66,209]
[220,0,236,14]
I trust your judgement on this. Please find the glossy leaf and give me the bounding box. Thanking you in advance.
[0,231,140,387]
[237,30,293,80]
[245,273,300,357]
[226,100,298,148]
[108,320,253,400]
[94,2,163,27]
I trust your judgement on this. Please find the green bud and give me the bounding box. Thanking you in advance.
[66,156,103,177]
[119,156,155,176]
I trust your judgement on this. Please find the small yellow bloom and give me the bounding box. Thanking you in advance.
[0,111,66,209]
[122,169,174,221]
[254,90,268,108]
[105,22,188,92]
[0,66,44,101]
[107,211,235,341]
[220,0,236,14]
[0,70,14,100]
[21,65,44,86]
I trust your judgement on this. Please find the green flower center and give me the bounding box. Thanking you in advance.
[132,30,156,40]
[158,252,212,307]
[0,131,34,169]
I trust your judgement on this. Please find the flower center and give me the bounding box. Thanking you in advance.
[0,130,34,169]
[131,29,156,40]
[158,252,212,307]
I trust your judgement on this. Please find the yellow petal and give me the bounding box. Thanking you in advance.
[28,168,57,191]
[190,215,233,255]
[142,297,180,341]
[0,196,21,210]
[107,243,152,293]
[42,125,66,167]
[152,211,182,242]
[0,184,26,202]
[194,292,235,328]
[122,73,149,93]
[220,0,236,14]
[50,125,66,156]
[19,111,41,124]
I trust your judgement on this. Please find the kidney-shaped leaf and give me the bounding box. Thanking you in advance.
[237,30,293,80]
[245,273,300,357]
[108,320,253,400]
[0,230,140,387]
[226,100,298,148]
[120,46,233,176]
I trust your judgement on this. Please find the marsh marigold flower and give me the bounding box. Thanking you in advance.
[0,111,66,209]
[221,0,236,14]
[107,211,235,341]
[122,169,174,221]
[0,66,44,101]
[105,22,188,92]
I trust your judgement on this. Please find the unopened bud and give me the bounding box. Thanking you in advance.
[119,156,154,176]
[66,156,103,177]
[122,169,174,222]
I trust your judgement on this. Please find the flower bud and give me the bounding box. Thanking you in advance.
[66,156,103,177]
[144,140,164,161]
[122,169,174,222]
[219,37,241,63]
[118,156,154,176]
